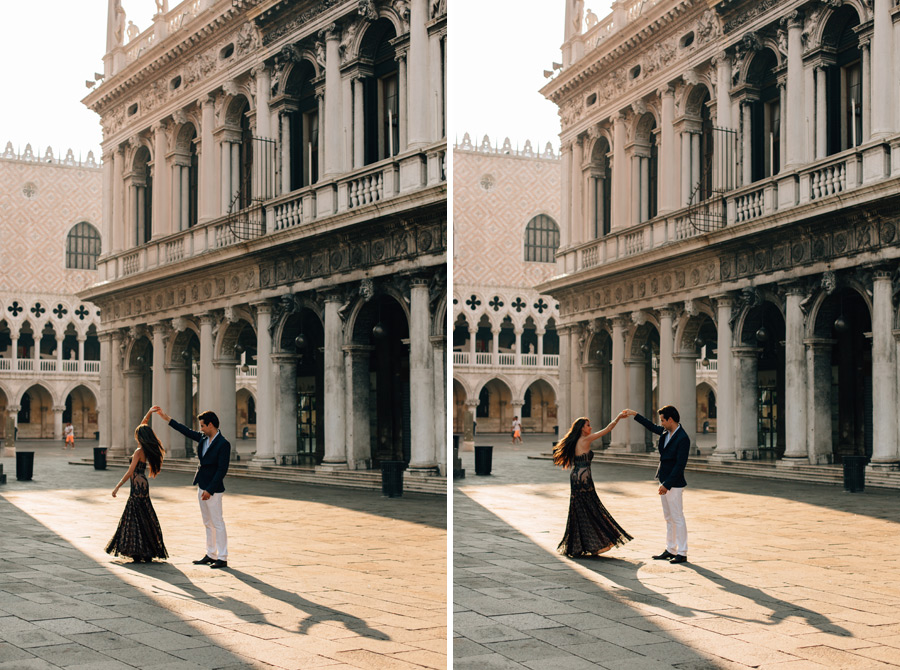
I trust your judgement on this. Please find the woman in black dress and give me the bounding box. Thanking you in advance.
[106,408,168,563]
[554,413,633,557]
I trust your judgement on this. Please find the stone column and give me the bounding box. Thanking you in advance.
[398,53,409,151]
[690,132,700,196]
[610,317,630,450]
[871,270,898,468]
[815,66,827,160]
[98,332,115,452]
[200,94,216,222]
[77,335,86,373]
[272,353,298,462]
[152,121,169,238]
[253,302,275,464]
[280,113,292,194]
[409,278,437,472]
[805,338,834,464]
[468,326,477,359]
[861,40,871,142]
[491,326,500,366]
[324,24,344,176]
[320,292,347,469]
[215,357,238,444]
[640,154,650,222]
[612,114,626,229]
[432,335,446,474]
[197,313,215,413]
[124,370,145,455]
[571,136,584,245]
[584,362,604,434]
[254,65,271,138]
[353,76,365,169]
[659,86,676,215]
[732,347,760,457]
[407,0,430,148]
[625,358,646,452]
[344,345,373,469]
[784,12,806,167]
[10,333,17,369]
[101,152,113,263]
[712,295,735,459]
[429,33,443,140]
[166,360,187,457]
[537,328,545,359]
[560,143,571,253]
[657,307,675,404]
[715,53,733,128]
[514,327,523,367]
[150,323,168,437]
[674,353,698,446]
[631,154,641,226]
[52,406,65,441]
[558,325,572,434]
[570,328,585,421]
[681,130,692,206]
[781,285,808,463]
[741,102,752,186]
[112,146,125,253]
[55,336,64,369]
[871,0,893,138]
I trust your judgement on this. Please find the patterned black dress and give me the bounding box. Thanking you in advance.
[558,451,632,557]
[106,459,168,562]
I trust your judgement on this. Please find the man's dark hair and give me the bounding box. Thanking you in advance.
[658,405,680,423]
[198,410,220,429]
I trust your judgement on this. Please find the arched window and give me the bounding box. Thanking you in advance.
[132,147,152,245]
[823,7,862,155]
[747,49,781,181]
[66,222,101,270]
[524,215,560,263]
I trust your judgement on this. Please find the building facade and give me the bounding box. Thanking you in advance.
[0,143,103,440]
[452,134,561,436]
[541,0,900,469]
[82,0,447,476]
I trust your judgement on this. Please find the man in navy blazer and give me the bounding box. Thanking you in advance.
[152,405,230,568]
[626,405,690,564]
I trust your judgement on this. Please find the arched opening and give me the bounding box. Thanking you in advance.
[236,388,256,440]
[17,384,53,438]
[452,313,471,357]
[523,379,557,433]
[284,60,320,189]
[524,215,560,263]
[126,336,153,452]
[452,379,468,433]
[475,378,512,432]
[359,18,400,165]
[823,6,862,154]
[277,309,324,464]
[65,385,98,438]
[696,382,716,435]
[589,137,612,237]
[132,146,152,245]
[746,49,781,181]
[544,318,560,356]
[169,328,201,456]
[585,329,613,445]
[740,301,786,459]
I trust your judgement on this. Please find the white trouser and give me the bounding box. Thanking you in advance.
[660,486,688,556]
[198,488,227,560]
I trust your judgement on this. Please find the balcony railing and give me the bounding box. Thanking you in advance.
[0,359,101,375]
[99,144,446,283]
[453,351,560,368]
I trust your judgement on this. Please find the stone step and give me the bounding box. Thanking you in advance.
[75,457,446,495]
[529,451,899,490]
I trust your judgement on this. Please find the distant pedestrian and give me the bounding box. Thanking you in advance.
[106,408,168,563]
[511,416,522,444]
[554,412,632,557]
[63,422,75,450]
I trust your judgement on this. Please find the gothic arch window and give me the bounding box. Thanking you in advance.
[524,214,560,263]
[65,222,101,270]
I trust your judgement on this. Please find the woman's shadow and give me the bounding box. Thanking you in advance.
[123,562,390,640]
[576,555,851,637]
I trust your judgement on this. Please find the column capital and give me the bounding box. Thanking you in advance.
[782,9,803,30]
[804,337,837,348]
[252,299,276,315]
[711,292,736,308]
[319,22,341,42]
[196,312,216,326]
[657,84,675,99]
[52,405,66,413]
[656,305,676,319]
[781,281,808,297]
[873,267,893,281]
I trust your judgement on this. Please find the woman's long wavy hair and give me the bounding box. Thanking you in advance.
[552,417,589,469]
[134,425,165,477]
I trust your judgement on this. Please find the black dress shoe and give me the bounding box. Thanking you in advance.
[652,550,676,560]
[193,555,215,565]
[669,555,688,564]
[209,559,228,569]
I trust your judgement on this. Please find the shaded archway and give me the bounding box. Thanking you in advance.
[65,385,98,438]
[359,18,400,164]
[585,329,613,445]
[453,378,468,434]
[522,378,557,434]
[475,378,513,433]
[17,383,54,439]
[126,335,153,453]
[279,307,325,465]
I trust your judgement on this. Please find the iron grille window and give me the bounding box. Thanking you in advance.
[524,215,560,263]
[66,222,101,270]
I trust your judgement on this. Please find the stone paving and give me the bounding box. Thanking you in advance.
[0,440,446,670]
[455,433,900,669]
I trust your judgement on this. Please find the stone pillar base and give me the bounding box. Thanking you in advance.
[316,462,348,472]
[407,464,439,475]
[777,457,811,468]
[862,143,890,184]
[808,454,833,465]
[249,457,276,467]
[867,461,900,472]
[708,452,737,462]
[606,443,646,454]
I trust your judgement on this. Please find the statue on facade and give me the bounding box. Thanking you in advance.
[155,0,169,14]
[127,20,139,42]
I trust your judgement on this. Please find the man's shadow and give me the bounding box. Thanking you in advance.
[575,555,851,637]
[123,562,389,640]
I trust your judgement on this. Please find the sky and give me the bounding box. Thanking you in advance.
[450,1,613,153]
[0,0,156,160]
